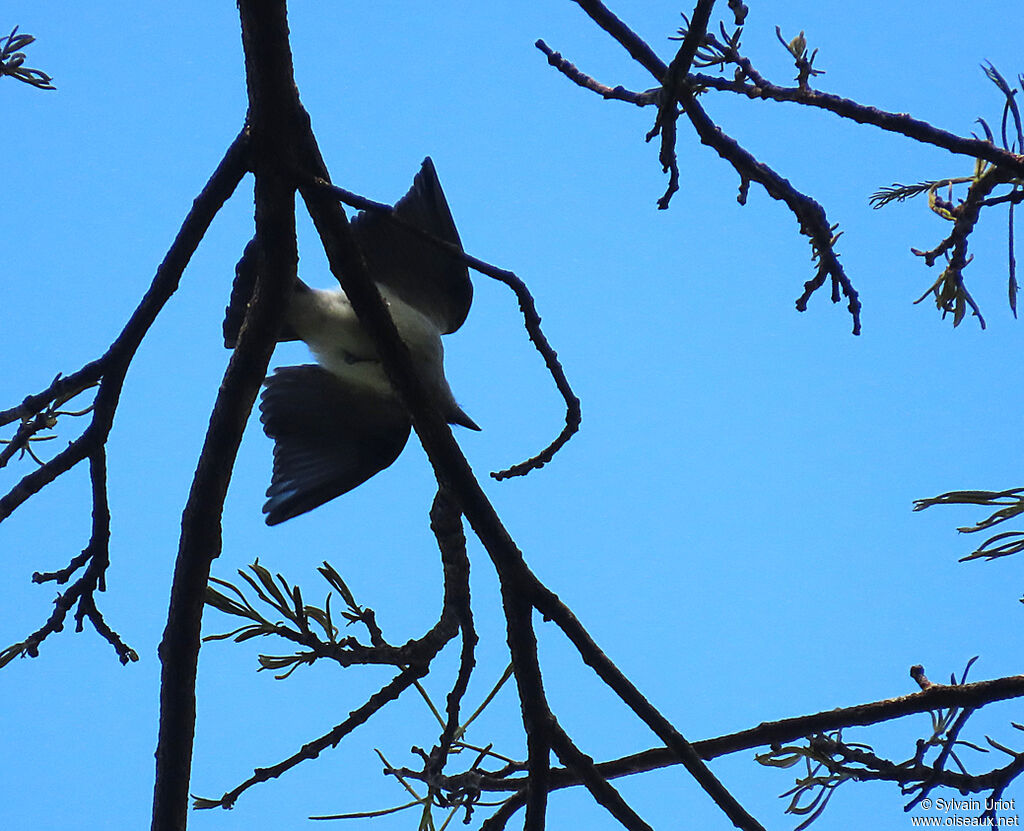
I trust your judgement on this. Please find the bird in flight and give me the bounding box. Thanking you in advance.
[224,158,478,525]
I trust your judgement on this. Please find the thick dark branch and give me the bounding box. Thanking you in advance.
[692,73,1024,178]
[151,161,292,830]
[455,673,1024,797]
[646,0,718,208]
[429,490,478,779]
[633,673,1024,770]
[478,740,1024,821]
[524,569,765,830]
[150,5,301,830]
[571,0,668,79]
[549,722,652,831]
[420,673,1024,825]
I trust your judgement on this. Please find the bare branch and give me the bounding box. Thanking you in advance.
[435,672,1024,802]
[535,39,656,105]
[646,0,718,209]
[193,667,427,811]
[690,72,1024,178]
[552,0,860,334]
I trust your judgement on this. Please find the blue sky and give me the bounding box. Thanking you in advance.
[2,2,1022,829]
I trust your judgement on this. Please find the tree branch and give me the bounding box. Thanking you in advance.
[151,3,304,827]
[435,672,1024,802]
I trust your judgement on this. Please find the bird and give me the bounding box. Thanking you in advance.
[223,157,478,525]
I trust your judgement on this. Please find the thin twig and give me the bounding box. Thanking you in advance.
[194,667,428,810]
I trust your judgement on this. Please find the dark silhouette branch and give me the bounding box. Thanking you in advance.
[193,666,427,811]
[151,162,294,829]
[0,131,250,669]
[427,489,478,800]
[690,71,1024,178]
[417,672,1024,811]
[555,0,861,334]
[645,0,718,209]
[549,722,653,831]
[548,2,1024,335]
[150,2,310,827]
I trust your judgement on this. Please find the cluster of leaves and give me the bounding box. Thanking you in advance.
[205,560,365,678]
[914,487,1024,567]
[0,27,54,90]
[871,64,1024,328]
[200,560,519,828]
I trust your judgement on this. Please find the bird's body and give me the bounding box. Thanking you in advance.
[287,284,455,411]
[224,158,476,524]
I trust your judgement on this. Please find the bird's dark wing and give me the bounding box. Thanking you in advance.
[351,157,472,334]
[223,238,303,349]
[259,365,412,525]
